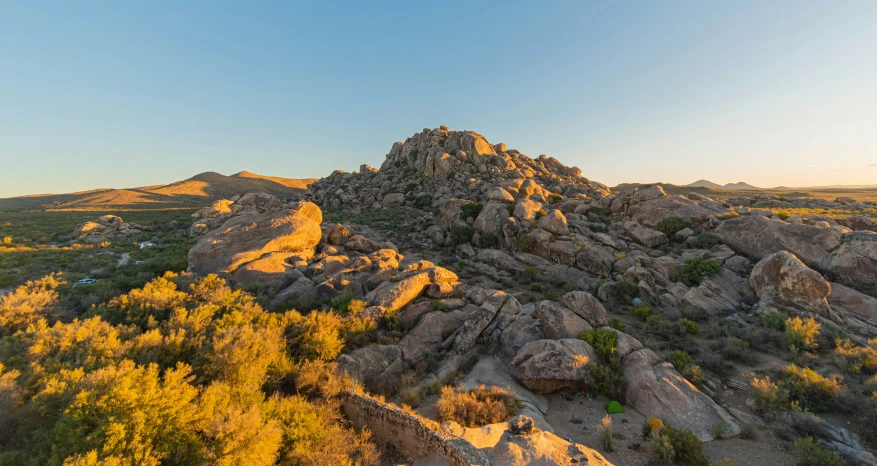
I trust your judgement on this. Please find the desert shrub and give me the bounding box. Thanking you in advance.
[480,233,500,247]
[2,236,12,245]
[612,280,637,300]
[581,328,619,361]
[656,216,691,238]
[599,415,614,452]
[781,364,843,412]
[516,235,538,253]
[833,338,877,374]
[542,289,560,301]
[414,195,432,208]
[0,273,65,335]
[711,422,734,439]
[435,385,518,427]
[294,311,345,361]
[668,350,704,385]
[529,283,542,292]
[679,319,700,334]
[649,424,709,466]
[460,202,483,219]
[673,257,721,287]
[777,211,791,221]
[750,375,785,413]
[785,317,820,352]
[450,225,475,246]
[383,310,401,330]
[548,193,563,204]
[762,312,787,331]
[793,437,845,466]
[689,233,721,249]
[715,337,750,361]
[563,282,578,293]
[608,318,625,331]
[633,302,653,321]
[403,182,418,194]
[581,329,626,399]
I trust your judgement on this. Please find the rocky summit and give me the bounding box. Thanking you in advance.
[177,126,877,465]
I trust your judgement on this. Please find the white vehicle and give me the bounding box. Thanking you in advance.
[139,242,156,249]
[73,278,97,288]
[133,260,144,265]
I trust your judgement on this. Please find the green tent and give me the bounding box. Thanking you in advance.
[604,400,624,414]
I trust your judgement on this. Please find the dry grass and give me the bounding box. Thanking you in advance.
[435,384,518,427]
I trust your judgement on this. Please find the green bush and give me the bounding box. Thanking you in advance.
[608,318,625,331]
[656,216,691,238]
[690,233,721,249]
[613,280,637,300]
[548,193,563,204]
[450,225,475,246]
[781,364,843,412]
[404,183,418,194]
[650,424,709,466]
[668,350,704,384]
[679,319,700,334]
[673,257,721,287]
[633,303,653,321]
[793,437,845,466]
[777,211,791,221]
[460,202,483,220]
[414,195,432,208]
[480,233,500,247]
[762,313,786,331]
[563,282,578,293]
[516,235,538,252]
[580,328,619,361]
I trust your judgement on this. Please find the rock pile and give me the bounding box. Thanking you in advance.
[71,215,152,243]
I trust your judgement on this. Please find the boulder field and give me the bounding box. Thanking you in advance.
[181,126,877,465]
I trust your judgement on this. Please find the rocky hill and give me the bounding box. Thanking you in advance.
[0,171,316,211]
[179,126,877,465]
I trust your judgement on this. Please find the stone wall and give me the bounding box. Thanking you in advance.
[341,390,489,466]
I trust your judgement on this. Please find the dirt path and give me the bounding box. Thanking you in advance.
[117,252,131,266]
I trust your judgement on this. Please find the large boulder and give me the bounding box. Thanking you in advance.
[623,221,668,248]
[458,420,613,466]
[560,291,609,327]
[538,210,570,236]
[398,309,471,361]
[628,195,721,227]
[510,339,597,393]
[683,268,754,314]
[474,203,511,236]
[535,301,592,339]
[336,345,401,385]
[230,252,305,288]
[749,251,833,317]
[828,283,877,337]
[513,199,543,223]
[717,215,877,288]
[187,201,322,275]
[575,244,617,278]
[364,267,458,313]
[624,348,740,441]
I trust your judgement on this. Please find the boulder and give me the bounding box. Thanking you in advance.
[683,268,754,314]
[828,283,877,337]
[510,339,597,393]
[575,244,617,278]
[327,224,351,246]
[513,199,543,223]
[624,348,740,441]
[629,195,721,227]
[749,251,833,317]
[187,202,322,275]
[399,309,471,361]
[560,291,609,327]
[486,187,515,203]
[230,252,304,288]
[459,421,613,466]
[474,203,511,236]
[535,300,592,339]
[381,192,405,208]
[623,221,668,248]
[336,345,401,385]
[538,210,569,236]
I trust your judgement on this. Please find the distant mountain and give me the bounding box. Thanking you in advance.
[685,180,762,190]
[686,180,724,189]
[0,172,317,211]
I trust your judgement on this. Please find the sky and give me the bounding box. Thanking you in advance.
[2,1,877,197]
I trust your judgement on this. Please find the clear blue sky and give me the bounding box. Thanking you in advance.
[2,1,876,197]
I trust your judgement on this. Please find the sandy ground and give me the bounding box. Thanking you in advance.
[544,391,794,466]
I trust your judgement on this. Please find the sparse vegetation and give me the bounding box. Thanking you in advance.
[649,424,709,466]
[656,216,691,238]
[460,202,483,220]
[793,437,845,466]
[689,233,721,249]
[450,225,476,246]
[785,316,821,352]
[673,257,722,287]
[435,385,518,428]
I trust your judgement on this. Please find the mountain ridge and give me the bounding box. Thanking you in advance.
[0,171,317,211]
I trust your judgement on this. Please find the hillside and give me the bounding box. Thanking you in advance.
[0,171,315,211]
